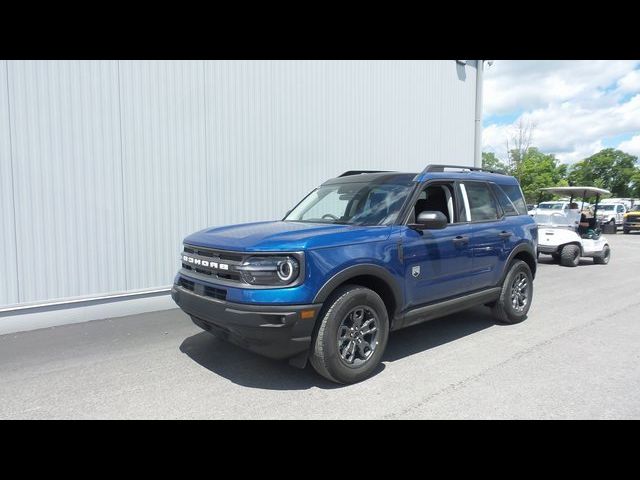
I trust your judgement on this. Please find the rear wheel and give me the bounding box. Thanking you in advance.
[593,245,611,265]
[309,285,389,384]
[551,252,561,262]
[492,260,533,324]
[560,244,580,267]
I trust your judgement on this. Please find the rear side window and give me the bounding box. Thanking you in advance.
[462,182,500,221]
[490,184,519,216]
[498,184,528,215]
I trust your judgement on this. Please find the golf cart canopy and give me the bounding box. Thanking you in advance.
[539,187,611,198]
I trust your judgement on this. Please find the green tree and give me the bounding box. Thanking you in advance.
[568,148,638,197]
[482,152,510,174]
[514,148,568,203]
[630,169,640,198]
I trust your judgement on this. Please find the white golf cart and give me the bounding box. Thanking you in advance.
[534,186,612,267]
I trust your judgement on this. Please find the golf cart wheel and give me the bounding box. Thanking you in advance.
[560,244,580,267]
[492,260,533,324]
[593,245,611,265]
[309,284,389,384]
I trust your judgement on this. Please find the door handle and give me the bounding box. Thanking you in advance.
[498,231,513,239]
[452,235,470,245]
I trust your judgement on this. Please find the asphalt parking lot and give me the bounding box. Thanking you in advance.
[1,232,639,419]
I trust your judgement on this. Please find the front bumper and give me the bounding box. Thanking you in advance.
[624,220,640,231]
[537,244,559,254]
[171,285,322,360]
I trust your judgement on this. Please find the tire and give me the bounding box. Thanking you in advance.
[593,245,611,265]
[623,229,630,234]
[551,252,561,262]
[491,260,533,324]
[560,244,580,267]
[309,285,389,384]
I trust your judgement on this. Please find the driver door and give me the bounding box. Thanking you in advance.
[402,182,473,310]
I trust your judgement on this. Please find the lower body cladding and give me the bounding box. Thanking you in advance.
[171,285,322,364]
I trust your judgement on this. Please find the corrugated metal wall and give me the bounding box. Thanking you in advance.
[0,60,477,308]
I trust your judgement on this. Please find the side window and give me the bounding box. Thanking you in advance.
[499,184,528,215]
[462,182,500,221]
[490,183,519,216]
[410,183,456,224]
[617,205,624,213]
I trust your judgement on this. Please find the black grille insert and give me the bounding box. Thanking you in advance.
[184,245,243,262]
[204,286,227,301]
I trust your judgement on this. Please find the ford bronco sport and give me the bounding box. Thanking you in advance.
[172,165,538,384]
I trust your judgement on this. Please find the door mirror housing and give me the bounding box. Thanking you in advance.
[410,211,448,230]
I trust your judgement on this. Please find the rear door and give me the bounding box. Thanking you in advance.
[616,204,626,225]
[459,181,506,290]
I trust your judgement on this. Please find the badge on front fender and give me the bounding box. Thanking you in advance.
[412,265,421,278]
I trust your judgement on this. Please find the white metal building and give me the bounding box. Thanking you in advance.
[0,60,482,332]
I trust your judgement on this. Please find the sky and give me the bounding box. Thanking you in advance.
[482,60,640,164]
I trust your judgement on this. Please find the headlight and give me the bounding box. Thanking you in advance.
[236,255,300,286]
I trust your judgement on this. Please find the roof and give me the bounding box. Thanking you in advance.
[539,186,611,197]
[322,172,416,185]
[324,169,519,185]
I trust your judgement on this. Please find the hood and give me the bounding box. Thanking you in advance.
[184,221,392,252]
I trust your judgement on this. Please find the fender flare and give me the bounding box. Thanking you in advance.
[503,242,537,280]
[312,263,403,312]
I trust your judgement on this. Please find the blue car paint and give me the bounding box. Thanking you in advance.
[175,171,536,316]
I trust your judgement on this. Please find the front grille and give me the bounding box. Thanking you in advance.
[183,245,243,262]
[181,244,246,283]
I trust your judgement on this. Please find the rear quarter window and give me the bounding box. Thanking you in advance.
[495,183,528,216]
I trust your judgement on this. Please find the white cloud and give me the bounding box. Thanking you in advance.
[484,60,640,116]
[482,61,640,164]
[617,70,640,94]
[618,134,640,157]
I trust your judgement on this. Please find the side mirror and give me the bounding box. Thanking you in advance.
[410,211,448,230]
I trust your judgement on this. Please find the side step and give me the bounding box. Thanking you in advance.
[396,288,501,330]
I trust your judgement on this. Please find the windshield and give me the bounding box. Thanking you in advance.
[285,177,414,226]
[538,203,565,210]
[598,204,616,211]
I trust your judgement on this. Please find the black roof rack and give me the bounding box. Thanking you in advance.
[338,170,392,177]
[420,164,506,175]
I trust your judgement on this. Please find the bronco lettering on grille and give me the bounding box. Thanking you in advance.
[182,255,228,270]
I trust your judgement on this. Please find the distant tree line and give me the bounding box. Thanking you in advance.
[483,148,640,204]
[482,121,640,203]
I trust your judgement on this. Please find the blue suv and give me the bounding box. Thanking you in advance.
[172,165,538,383]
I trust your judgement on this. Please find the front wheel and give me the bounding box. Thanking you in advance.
[492,260,533,324]
[309,285,389,384]
[560,244,581,267]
